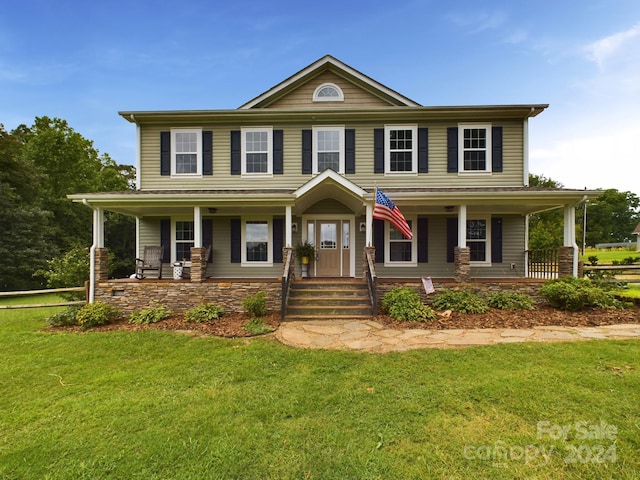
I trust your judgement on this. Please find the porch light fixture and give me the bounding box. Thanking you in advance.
[444,206,455,212]
[292,222,298,233]
[360,222,366,232]
[208,207,218,214]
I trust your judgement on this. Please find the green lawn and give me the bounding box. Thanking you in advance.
[581,247,639,264]
[1,308,640,479]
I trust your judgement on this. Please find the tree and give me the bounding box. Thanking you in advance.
[584,189,640,246]
[527,174,564,250]
[0,118,135,291]
[0,125,54,290]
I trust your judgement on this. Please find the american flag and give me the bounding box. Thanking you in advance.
[373,189,413,239]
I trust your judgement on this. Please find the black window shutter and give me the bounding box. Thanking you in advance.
[418,128,428,173]
[301,130,312,174]
[417,217,428,263]
[446,217,458,263]
[230,130,241,175]
[230,218,241,263]
[273,218,283,263]
[160,219,171,263]
[492,126,503,172]
[273,130,283,175]
[373,219,385,263]
[202,219,213,261]
[160,132,171,176]
[447,127,458,173]
[374,128,384,173]
[345,129,355,174]
[202,131,213,175]
[491,217,503,263]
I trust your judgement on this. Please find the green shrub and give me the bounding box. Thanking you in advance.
[245,318,272,335]
[75,302,120,329]
[486,291,536,310]
[47,306,81,327]
[184,303,225,323]
[432,289,489,314]
[539,277,626,311]
[381,287,436,322]
[243,291,267,318]
[129,304,171,325]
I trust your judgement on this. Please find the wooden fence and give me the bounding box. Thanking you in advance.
[0,287,87,309]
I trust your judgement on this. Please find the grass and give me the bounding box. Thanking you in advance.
[616,284,640,299]
[581,247,639,264]
[1,307,640,479]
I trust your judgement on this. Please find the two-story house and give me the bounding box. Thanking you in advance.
[71,55,598,314]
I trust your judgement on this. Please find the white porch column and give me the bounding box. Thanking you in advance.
[563,204,579,276]
[88,206,104,304]
[194,206,202,247]
[93,207,104,248]
[366,203,373,246]
[457,204,467,247]
[285,205,292,247]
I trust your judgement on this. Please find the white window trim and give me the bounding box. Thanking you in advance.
[384,125,417,175]
[312,126,345,174]
[171,128,202,178]
[241,127,273,177]
[241,217,273,267]
[313,83,344,102]
[467,217,492,266]
[458,123,492,175]
[384,216,417,267]
[172,218,195,262]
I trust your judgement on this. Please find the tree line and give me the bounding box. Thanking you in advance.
[1,118,638,291]
[0,117,135,291]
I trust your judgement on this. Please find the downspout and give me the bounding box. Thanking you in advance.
[83,199,96,304]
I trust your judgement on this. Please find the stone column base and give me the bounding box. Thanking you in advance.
[189,247,206,282]
[95,247,109,282]
[454,246,470,282]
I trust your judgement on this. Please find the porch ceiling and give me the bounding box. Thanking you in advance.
[68,187,600,218]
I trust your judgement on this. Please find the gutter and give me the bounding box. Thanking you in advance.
[83,199,96,304]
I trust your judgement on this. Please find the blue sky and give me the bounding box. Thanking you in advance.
[1,0,639,195]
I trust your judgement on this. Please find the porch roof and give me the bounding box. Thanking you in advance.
[69,186,600,218]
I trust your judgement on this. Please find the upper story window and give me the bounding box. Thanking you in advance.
[459,124,492,173]
[313,126,344,173]
[241,127,273,176]
[313,83,344,102]
[385,125,417,174]
[171,128,202,176]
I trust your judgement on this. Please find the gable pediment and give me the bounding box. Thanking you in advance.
[239,55,420,109]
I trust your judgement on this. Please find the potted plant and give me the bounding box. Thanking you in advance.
[295,241,316,265]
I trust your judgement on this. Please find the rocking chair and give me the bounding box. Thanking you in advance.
[135,246,164,279]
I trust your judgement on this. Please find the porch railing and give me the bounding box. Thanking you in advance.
[526,249,559,280]
[281,248,295,319]
[363,247,377,315]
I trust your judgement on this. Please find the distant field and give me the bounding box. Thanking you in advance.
[581,247,639,264]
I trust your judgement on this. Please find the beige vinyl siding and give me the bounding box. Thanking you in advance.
[266,71,392,109]
[139,119,525,191]
[471,215,526,278]
[373,215,525,279]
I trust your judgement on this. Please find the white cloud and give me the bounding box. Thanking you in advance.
[530,125,639,194]
[585,22,640,67]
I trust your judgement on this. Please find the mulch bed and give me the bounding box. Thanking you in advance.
[50,305,640,338]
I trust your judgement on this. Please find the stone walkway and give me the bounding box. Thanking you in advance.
[275,320,640,353]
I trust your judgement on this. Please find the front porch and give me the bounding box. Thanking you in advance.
[92,245,572,317]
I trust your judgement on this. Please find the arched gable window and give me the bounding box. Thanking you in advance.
[313,83,344,102]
